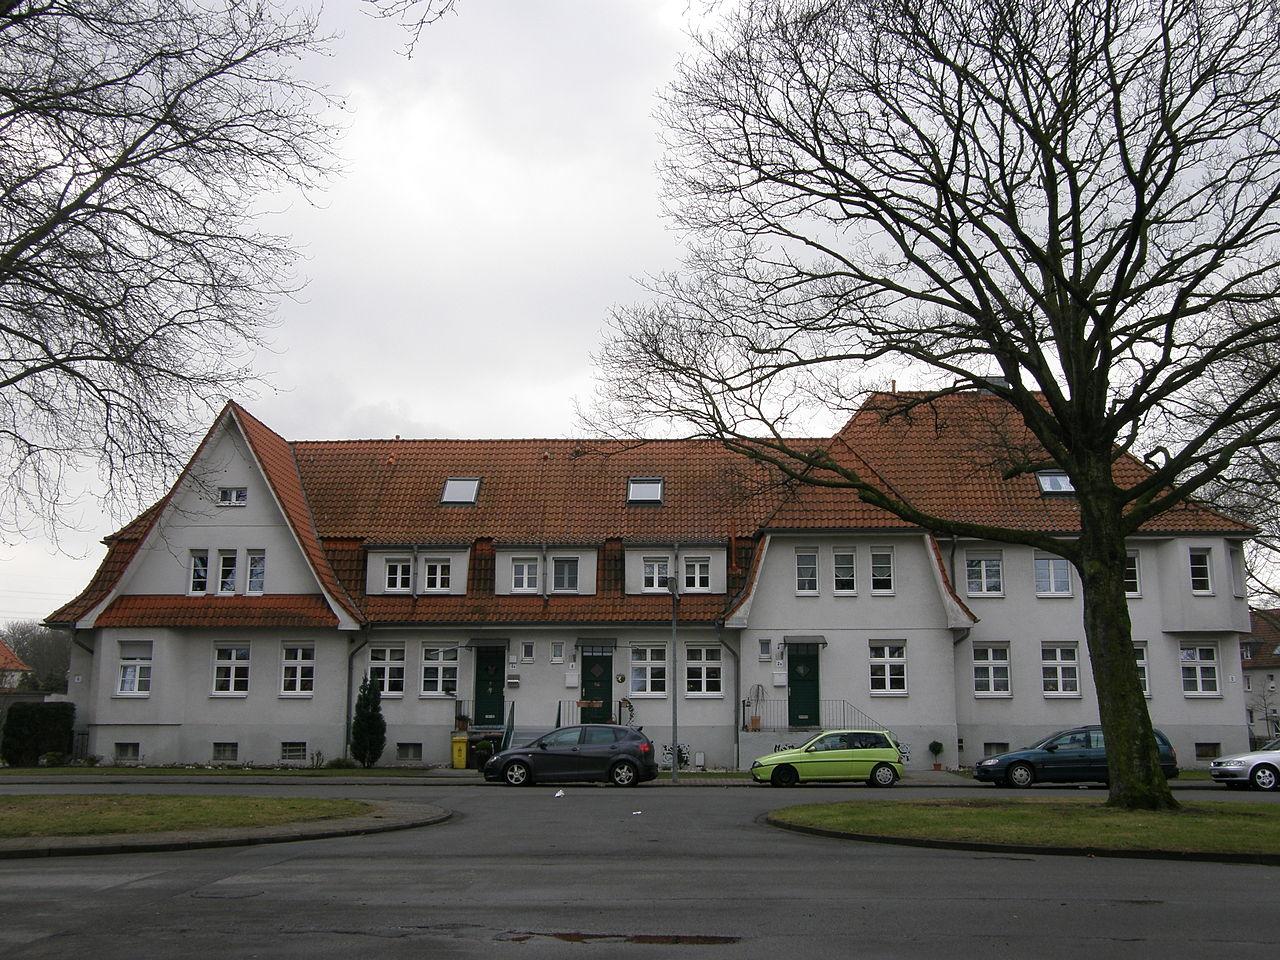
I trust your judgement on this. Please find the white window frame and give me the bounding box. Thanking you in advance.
[870,547,895,595]
[212,741,239,763]
[212,645,250,696]
[420,645,458,696]
[795,548,819,595]
[521,640,535,663]
[280,645,314,697]
[630,645,667,696]
[1133,641,1150,698]
[628,477,663,503]
[552,556,579,593]
[1035,471,1075,493]
[868,642,907,695]
[397,742,423,762]
[642,556,671,593]
[683,556,711,592]
[758,638,772,661]
[1041,642,1080,697]
[115,641,153,697]
[247,550,266,595]
[833,549,857,594]
[441,477,480,504]
[189,551,209,594]
[114,742,141,763]
[512,557,540,593]
[280,741,307,762]
[217,550,237,595]
[217,486,248,507]
[1124,550,1142,597]
[369,645,406,696]
[550,641,566,664]
[422,558,451,592]
[685,645,723,697]
[966,550,1003,597]
[1189,547,1213,595]
[1229,546,1246,598]
[385,558,411,593]
[973,644,1011,697]
[1181,643,1220,697]
[1034,552,1072,597]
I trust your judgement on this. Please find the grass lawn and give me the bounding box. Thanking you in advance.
[770,798,1280,855]
[0,795,370,838]
[0,765,442,777]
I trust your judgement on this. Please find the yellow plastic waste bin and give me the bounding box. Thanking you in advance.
[451,735,469,770]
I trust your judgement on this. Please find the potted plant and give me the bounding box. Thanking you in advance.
[454,714,470,733]
[928,740,945,771]
[471,737,495,769]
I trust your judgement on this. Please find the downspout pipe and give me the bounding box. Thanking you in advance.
[717,621,740,771]
[345,630,370,759]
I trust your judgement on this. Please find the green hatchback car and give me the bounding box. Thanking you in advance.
[750,729,905,787]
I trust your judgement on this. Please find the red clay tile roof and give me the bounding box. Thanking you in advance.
[361,592,729,625]
[1246,609,1280,668]
[94,595,338,629]
[0,638,30,673]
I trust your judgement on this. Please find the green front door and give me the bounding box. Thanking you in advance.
[580,650,612,724]
[474,647,505,727]
[787,643,820,728]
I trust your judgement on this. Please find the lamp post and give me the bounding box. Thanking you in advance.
[666,574,679,783]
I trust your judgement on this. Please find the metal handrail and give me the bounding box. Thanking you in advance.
[741,699,888,732]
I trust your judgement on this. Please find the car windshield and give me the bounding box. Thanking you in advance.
[1262,738,1280,752]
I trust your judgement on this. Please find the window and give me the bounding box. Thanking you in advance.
[281,741,307,762]
[1245,674,1252,692]
[758,638,772,661]
[551,641,565,663]
[1181,644,1219,695]
[966,551,1003,596]
[870,547,895,594]
[1195,742,1221,761]
[1229,546,1246,597]
[869,642,907,694]
[1125,550,1141,596]
[1036,471,1075,493]
[217,486,248,506]
[552,557,579,592]
[1041,643,1080,696]
[642,556,670,592]
[397,742,423,762]
[684,556,710,591]
[114,742,140,763]
[212,742,238,763]
[369,646,405,695]
[385,559,411,593]
[247,550,266,594]
[1133,642,1149,696]
[983,742,1009,757]
[628,477,663,503]
[521,640,535,662]
[441,477,480,504]
[686,646,722,695]
[795,549,819,594]
[116,641,152,696]
[973,645,1010,696]
[213,646,250,694]
[190,551,209,593]
[422,558,451,592]
[1189,548,1213,594]
[833,549,856,593]
[1034,553,1071,596]
[630,645,667,695]
[421,645,458,695]
[218,551,237,594]
[281,645,314,695]
[512,557,539,592]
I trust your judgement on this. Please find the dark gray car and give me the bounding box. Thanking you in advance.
[483,724,659,787]
[972,724,1179,787]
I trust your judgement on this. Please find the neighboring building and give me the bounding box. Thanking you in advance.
[1242,609,1280,743]
[0,639,32,690]
[48,392,1253,769]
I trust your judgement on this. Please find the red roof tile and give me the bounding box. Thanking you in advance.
[1246,609,1280,668]
[361,592,728,625]
[94,595,338,629]
[0,638,30,673]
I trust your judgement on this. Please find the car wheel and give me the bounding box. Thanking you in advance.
[868,763,898,788]
[610,760,638,787]
[1007,762,1035,788]
[503,760,532,786]
[770,765,799,787]
[1250,764,1278,791]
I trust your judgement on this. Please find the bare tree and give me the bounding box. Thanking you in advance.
[0,0,336,544]
[364,0,461,56]
[593,0,1280,809]
[1,620,70,693]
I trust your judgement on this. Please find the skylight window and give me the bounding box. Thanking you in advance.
[628,477,664,503]
[1035,471,1075,494]
[441,477,480,504]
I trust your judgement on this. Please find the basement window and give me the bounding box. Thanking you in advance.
[441,477,480,504]
[628,477,664,503]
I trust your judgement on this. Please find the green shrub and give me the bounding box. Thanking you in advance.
[349,674,386,769]
[0,702,75,767]
[325,756,358,769]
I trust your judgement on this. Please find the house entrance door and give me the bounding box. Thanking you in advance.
[787,643,820,728]
[580,648,612,724]
[474,647,505,727]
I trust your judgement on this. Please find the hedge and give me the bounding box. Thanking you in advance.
[0,701,75,766]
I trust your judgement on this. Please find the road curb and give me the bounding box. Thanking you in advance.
[766,814,1280,866]
[0,800,450,860]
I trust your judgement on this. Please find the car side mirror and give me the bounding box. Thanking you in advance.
[538,743,548,750]
[1044,743,1057,752]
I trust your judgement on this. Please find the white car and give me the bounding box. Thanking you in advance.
[1209,738,1280,791]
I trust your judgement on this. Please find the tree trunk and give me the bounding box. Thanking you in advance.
[1078,500,1179,810]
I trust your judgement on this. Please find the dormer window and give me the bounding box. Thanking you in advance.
[441,478,480,504]
[628,477,663,503]
[1035,471,1075,494]
[217,486,248,507]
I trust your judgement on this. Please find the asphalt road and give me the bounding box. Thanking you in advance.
[0,782,1276,959]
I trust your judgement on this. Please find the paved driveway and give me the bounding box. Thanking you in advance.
[0,782,1275,959]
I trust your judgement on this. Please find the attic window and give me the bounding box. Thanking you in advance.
[217,486,248,507]
[441,477,480,504]
[1035,471,1075,494]
[628,477,664,503]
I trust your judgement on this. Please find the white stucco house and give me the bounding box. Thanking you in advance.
[48,391,1253,769]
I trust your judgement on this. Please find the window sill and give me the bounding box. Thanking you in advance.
[383,589,412,595]
[870,691,909,697]
[1190,591,1215,597]
[967,593,1004,599]
[870,590,896,597]
[379,693,405,700]
[418,693,456,699]
[1125,592,1142,599]
[795,591,820,598]
[1042,692,1082,699]
[1035,593,1073,599]
[973,692,1012,699]
[833,590,858,597]
[210,692,248,698]
[628,692,667,699]
[685,693,724,699]
[1183,692,1222,699]
[112,693,151,699]
[278,693,313,699]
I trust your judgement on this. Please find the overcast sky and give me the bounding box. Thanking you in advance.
[0,1,701,625]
